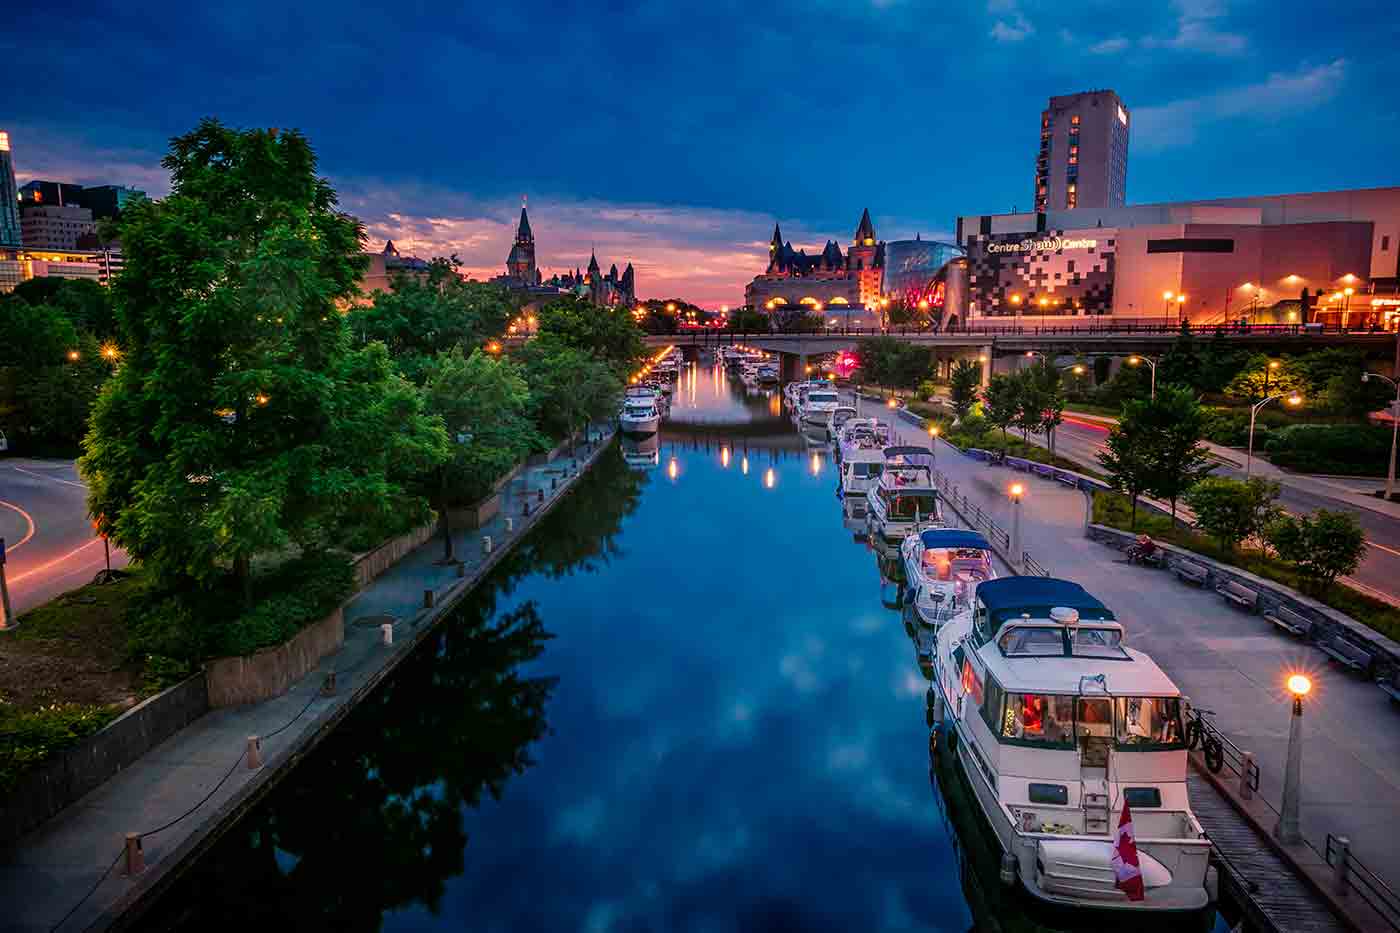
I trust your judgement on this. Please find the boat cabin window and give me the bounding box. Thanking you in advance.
[1123,787,1163,808]
[1000,693,1075,747]
[1028,783,1069,805]
[808,392,838,404]
[921,548,992,582]
[978,673,1002,733]
[1071,626,1128,659]
[1115,696,1185,750]
[998,625,1065,657]
[847,462,883,479]
[883,490,937,520]
[624,404,655,417]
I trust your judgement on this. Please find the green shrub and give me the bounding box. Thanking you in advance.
[0,701,119,792]
[213,553,356,658]
[1264,424,1392,475]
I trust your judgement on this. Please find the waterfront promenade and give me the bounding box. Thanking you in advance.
[0,429,614,933]
[869,398,1400,895]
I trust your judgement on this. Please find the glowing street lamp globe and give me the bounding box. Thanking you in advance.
[1287,674,1311,697]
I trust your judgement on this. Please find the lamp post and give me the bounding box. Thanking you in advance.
[1127,355,1157,399]
[1009,483,1025,574]
[1176,293,1187,324]
[1342,287,1355,330]
[1363,368,1400,501]
[0,537,13,632]
[1246,393,1302,477]
[1163,290,1174,326]
[1275,673,1311,845]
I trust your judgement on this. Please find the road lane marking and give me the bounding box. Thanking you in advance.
[8,537,105,585]
[0,499,37,552]
[6,465,87,488]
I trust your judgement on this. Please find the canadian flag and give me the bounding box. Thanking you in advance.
[1112,800,1146,901]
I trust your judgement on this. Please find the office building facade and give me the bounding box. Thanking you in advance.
[1036,90,1129,213]
[0,132,20,248]
[21,204,97,249]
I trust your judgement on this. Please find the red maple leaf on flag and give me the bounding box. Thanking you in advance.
[1112,800,1145,901]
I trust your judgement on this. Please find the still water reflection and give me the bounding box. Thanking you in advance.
[146,357,1223,932]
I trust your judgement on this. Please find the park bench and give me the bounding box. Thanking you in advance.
[1216,580,1260,611]
[1262,604,1312,638]
[1319,636,1374,675]
[1173,560,1209,586]
[1379,669,1400,707]
[1139,548,1167,568]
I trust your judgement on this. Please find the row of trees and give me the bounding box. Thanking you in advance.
[76,119,640,660]
[981,362,1067,453]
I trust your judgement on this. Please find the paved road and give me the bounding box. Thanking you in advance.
[856,395,1400,892]
[1049,415,1400,603]
[0,459,128,618]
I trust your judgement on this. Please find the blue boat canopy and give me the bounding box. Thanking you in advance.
[918,528,992,550]
[975,577,1115,626]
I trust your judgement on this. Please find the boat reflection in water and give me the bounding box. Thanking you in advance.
[621,432,660,468]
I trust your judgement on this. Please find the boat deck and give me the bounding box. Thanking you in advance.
[1187,771,1346,933]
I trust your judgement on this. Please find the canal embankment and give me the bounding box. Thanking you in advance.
[0,427,617,933]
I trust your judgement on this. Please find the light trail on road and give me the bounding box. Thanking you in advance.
[0,499,37,552]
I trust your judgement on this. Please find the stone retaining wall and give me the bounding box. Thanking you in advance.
[204,606,344,708]
[0,674,209,850]
[1087,523,1400,678]
[352,522,436,589]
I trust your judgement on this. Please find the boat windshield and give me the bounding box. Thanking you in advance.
[847,461,884,479]
[808,392,838,404]
[624,404,654,417]
[885,491,937,519]
[1116,696,1186,750]
[921,548,992,582]
[998,625,1065,657]
[1072,627,1128,659]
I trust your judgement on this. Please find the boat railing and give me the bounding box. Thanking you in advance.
[1326,834,1400,931]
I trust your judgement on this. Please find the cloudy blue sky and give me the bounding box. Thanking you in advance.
[3,0,1395,304]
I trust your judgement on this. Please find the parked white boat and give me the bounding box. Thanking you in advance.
[799,387,841,426]
[900,528,996,627]
[865,445,942,544]
[838,446,885,497]
[932,577,1212,913]
[620,398,661,435]
[826,405,858,439]
[836,419,893,463]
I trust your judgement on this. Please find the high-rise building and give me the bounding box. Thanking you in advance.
[76,184,146,220]
[0,131,21,248]
[21,203,97,249]
[18,179,85,209]
[1035,90,1129,213]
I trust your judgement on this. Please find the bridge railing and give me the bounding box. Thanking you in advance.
[1326,834,1400,931]
[659,320,1392,341]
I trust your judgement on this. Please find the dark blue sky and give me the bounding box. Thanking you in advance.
[4,0,1395,304]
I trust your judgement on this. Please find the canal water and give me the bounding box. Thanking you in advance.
[144,358,1227,932]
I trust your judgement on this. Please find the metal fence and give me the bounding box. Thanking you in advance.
[1188,707,1262,795]
[927,470,1056,578]
[1326,834,1400,931]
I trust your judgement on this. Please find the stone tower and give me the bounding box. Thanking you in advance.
[505,206,536,283]
[848,208,882,306]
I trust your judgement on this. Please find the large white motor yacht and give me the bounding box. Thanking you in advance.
[619,397,661,435]
[901,528,997,628]
[799,387,841,426]
[865,445,942,544]
[932,577,1212,912]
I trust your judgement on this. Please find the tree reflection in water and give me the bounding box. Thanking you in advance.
[142,442,649,931]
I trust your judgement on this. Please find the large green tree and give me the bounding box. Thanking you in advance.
[949,359,981,422]
[80,119,448,602]
[1267,509,1367,591]
[521,345,622,446]
[358,258,514,383]
[1183,477,1281,553]
[533,297,644,379]
[1097,399,1156,528]
[1137,386,1215,523]
[982,373,1020,443]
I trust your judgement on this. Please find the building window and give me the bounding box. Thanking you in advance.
[1384,235,1392,251]
[1146,238,1235,254]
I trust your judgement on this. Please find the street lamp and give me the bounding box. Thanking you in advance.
[1176,293,1187,323]
[1126,355,1158,399]
[1246,393,1302,477]
[1342,287,1355,330]
[1008,483,1025,574]
[1275,673,1312,845]
[1163,290,1174,324]
[1363,370,1400,501]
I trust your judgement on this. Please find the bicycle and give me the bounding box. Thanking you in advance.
[1184,705,1226,774]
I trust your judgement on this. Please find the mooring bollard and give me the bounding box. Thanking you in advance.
[245,735,263,770]
[124,832,144,876]
[552,476,558,490]
[423,588,435,609]
[321,672,337,696]
[381,622,393,646]
[482,535,493,555]
[1332,836,1352,895]
[537,489,544,503]
[522,499,531,516]
[1240,751,1255,799]
[456,561,466,578]
[505,517,514,533]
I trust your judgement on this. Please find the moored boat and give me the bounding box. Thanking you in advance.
[901,528,996,628]
[865,445,942,544]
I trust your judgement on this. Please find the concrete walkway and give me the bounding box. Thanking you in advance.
[878,407,1400,895]
[0,429,615,933]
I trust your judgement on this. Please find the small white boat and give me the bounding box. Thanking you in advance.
[799,387,840,426]
[932,577,1212,913]
[901,528,996,628]
[826,405,858,439]
[836,419,893,463]
[838,446,885,497]
[866,445,942,544]
[620,398,661,435]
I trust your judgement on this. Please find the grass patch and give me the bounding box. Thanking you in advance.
[1092,490,1400,643]
[950,429,1104,479]
[1064,402,1122,418]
